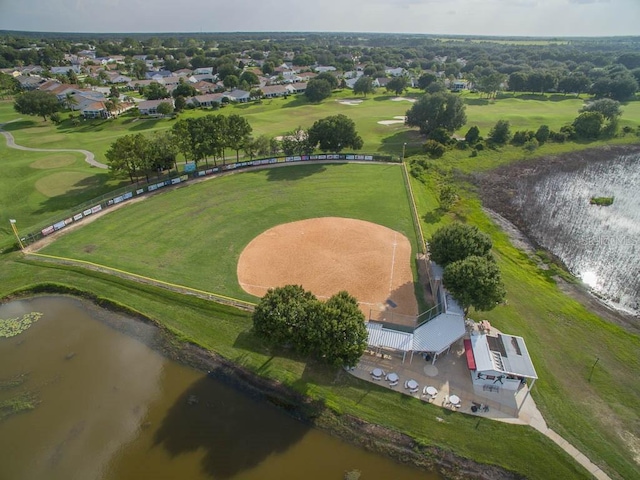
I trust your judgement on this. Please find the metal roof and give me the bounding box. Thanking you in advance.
[366,323,414,352]
[412,313,465,354]
[470,333,538,379]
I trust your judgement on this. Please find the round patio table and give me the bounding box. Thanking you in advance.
[426,386,438,396]
[449,394,461,405]
[387,372,399,382]
[407,379,418,390]
[372,368,383,377]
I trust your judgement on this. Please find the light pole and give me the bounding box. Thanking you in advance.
[9,219,25,250]
[402,142,407,162]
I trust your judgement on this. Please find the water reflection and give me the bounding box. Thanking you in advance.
[513,153,640,316]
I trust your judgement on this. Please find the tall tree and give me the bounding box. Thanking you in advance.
[580,98,622,121]
[487,119,511,146]
[225,114,252,162]
[13,90,60,121]
[428,223,492,267]
[307,114,363,152]
[405,92,467,137]
[313,291,367,367]
[105,134,140,183]
[443,256,506,314]
[386,76,409,95]
[572,111,604,139]
[353,76,375,97]
[305,78,332,102]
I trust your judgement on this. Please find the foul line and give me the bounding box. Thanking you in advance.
[26,252,256,308]
[388,232,398,296]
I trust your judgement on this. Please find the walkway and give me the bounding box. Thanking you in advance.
[350,326,612,480]
[0,119,108,169]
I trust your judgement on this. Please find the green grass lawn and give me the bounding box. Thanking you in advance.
[39,163,418,303]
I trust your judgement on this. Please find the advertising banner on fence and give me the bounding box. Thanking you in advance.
[91,205,102,214]
[42,225,54,236]
[73,213,83,221]
[184,163,196,173]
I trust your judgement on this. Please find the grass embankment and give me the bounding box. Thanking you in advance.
[0,257,587,480]
[410,162,639,480]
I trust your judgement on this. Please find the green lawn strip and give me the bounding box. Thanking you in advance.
[0,256,589,479]
[40,163,417,303]
[414,178,640,479]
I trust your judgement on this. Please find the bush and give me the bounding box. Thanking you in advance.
[475,143,484,151]
[523,138,539,153]
[549,130,567,143]
[423,140,446,158]
[535,125,550,144]
[428,127,452,145]
[511,130,534,146]
[470,149,478,157]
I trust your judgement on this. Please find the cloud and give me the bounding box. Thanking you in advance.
[568,0,609,4]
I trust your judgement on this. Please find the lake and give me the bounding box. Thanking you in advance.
[511,151,640,317]
[0,296,437,480]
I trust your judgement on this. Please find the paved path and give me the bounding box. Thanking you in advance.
[0,119,108,169]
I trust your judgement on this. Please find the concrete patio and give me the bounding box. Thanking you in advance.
[349,325,547,430]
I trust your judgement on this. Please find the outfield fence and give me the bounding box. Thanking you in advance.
[13,153,396,248]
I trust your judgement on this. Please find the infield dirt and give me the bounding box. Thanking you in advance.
[237,217,418,317]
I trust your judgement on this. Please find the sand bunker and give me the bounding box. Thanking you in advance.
[378,116,407,125]
[391,97,417,103]
[338,99,363,106]
[237,217,418,316]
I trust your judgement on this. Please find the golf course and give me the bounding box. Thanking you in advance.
[1,88,639,480]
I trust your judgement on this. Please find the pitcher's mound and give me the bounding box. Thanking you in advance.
[237,217,418,316]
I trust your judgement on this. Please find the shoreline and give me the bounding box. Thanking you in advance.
[475,143,640,334]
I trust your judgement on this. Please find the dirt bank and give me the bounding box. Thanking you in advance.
[474,143,640,334]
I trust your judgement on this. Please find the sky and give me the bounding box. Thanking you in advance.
[0,0,638,37]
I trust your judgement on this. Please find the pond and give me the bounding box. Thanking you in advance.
[0,296,438,480]
[511,152,640,317]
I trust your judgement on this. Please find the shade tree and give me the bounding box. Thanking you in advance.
[428,223,493,267]
[13,90,60,121]
[405,92,466,137]
[443,255,506,314]
[307,114,363,153]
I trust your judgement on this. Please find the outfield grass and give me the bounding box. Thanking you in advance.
[39,163,418,303]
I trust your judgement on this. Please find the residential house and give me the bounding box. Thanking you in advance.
[297,72,317,81]
[160,76,182,87]
[314,65,337,73]
[81,101,108,119]
[224,89,250,103]
[374,77,391,88]
[145,70,172,81]
[106,71,131,84]
[385,67,406,77]
[16,75,45,90]
[193,67,214,75]
[50,66,81,75]
[138,99,175,115]
[174,68,193,77]
[128,79,155,90]
[450,80,469,92]
[189,73,216,84]
[191,80,217,94]
[191,93,224,108]
[261,85,289,98]
[285,82,307,94]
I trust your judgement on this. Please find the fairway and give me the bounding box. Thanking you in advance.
[39,163,419,304]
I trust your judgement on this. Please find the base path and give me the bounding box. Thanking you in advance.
[237,217,418,316]
[0,119,108,169]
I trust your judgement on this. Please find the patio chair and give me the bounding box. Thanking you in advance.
[404,380,409,389]
[409,387,419,394]
[389,380,398,387]
[443,395,449,407]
